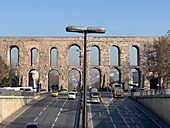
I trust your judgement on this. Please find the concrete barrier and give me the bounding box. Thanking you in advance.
[133,95,170,126]
[0,96,39,123]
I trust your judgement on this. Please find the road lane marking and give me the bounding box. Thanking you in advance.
[109,116,116,128]
[98,112,101,116]
[39,111,43,115]
[58,111,61,116]
[136,124,139,128]
[130,118,134,123]
[60,108,62,111]
[87,103,93,128]
[34,117,38,122]
[55,117,58,122]
[106,108,110,115]
[51,124,54,128]
[43,107,47,110]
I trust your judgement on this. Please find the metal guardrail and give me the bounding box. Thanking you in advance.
[74,92,82,128]
[0,89,40,96]
[131,88,170,97]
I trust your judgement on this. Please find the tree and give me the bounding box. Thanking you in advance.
[144,35,170,88]
[0,56,9,81]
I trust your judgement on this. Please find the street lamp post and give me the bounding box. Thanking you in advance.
[66,26,105,128]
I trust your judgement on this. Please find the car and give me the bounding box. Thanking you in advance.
[91,92,101,98]
[68,91,76,100]
[51,90,58,97]
[25,123,39,128]
[91,96,100,103]
[90,88,98,93]
[72,90,78,95]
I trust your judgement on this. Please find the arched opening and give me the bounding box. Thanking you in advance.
[48,70,59,91]
[109,68,120,85]
[68,69,81,91]
[9,70,19,87]
[69,45,80,66]
[90,46,100,66]
[29,70,39,89]
[129,69,140,87]
[89,68,101,89]
[110,46,119,66]
[10,46,19,66]
[130,46,139,66]
[31,48,37,66]
[50,48,57,66]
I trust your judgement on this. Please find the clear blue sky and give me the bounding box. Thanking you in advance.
[0,0,169,36]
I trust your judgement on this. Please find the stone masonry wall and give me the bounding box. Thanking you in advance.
[0,37,158,90]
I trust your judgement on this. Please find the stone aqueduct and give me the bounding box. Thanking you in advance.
[0,37,158,91]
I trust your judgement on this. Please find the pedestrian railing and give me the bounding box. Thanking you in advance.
[131,88,170,97]
[0,89,40,96]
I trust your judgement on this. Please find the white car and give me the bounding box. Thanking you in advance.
[91,96,100,103]
[68,91,76,100]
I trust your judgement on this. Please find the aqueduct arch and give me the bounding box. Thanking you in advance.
[0,37,158,90]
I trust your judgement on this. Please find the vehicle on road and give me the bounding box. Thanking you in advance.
[91,96,100,103]
[72,90,77,95]
[89,88,98,93]
[68,91,76,100]
[91,92,101,98]
[51,84,59,97]
[112,84,124,98]
[51,90,58,97]
[25,123,39,128]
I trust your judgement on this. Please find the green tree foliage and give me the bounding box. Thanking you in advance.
[0,77,11,87]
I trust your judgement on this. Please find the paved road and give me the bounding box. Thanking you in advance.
[88,92,169,128]
[1,92,79,128]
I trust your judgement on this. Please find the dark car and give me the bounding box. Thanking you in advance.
[25,123,39,128]
[103,87,112,92]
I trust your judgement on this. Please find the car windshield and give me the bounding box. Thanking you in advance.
[69,93,75,95]
[92,97,99,99]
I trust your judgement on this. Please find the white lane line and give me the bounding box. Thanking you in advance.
[88,103,93,128]
[34,117,38,122]
[136,124,139,128]
[51,124,54,128]
[98,112,101,116]
[125,111,128,115]
[39,111,43,116]
[135,112,140,117]
[55,117,58,122]
[110,116,116,128]
[43,107,47,110]
[60,108,62,111]
[58,111,61,116]
[106,108,110,115]
[130,118,135,123]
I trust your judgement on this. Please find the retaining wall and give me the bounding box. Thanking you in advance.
[134,96,170,125]
[0,96,39,123]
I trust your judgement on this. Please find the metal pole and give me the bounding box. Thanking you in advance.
[82,31,87,128]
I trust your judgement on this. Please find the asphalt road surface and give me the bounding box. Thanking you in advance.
[1,92,79,128]
[87,92,169,128]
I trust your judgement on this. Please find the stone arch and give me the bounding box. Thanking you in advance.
[110,45,120,66]
[90,45,100,66]
[50,47,58,66]
[31,48,38,66]
[129,68,141,87]
[109,68,121,85]
[28,69,39,88]
[69,44,81,66]
[89,67,101,89]
[68,69,81,91]
[48,69,59,92]
[130,46,139,66]
[10,45,19,66]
